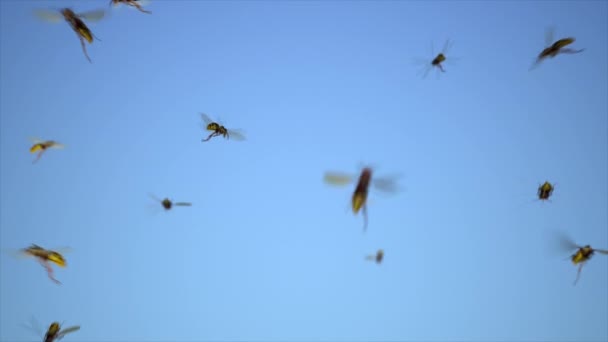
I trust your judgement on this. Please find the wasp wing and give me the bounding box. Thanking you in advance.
[173,202,192,207]
[323,172,354,186]
[594,249,608,255]
[441,39,452,54]
[77,9,106,22]
[33,9,63,23]
[372,176,400,193]
[49,142,65,149]
[200,112,215,125]
[545,27,555,47]
[57,325,81,338]
[227,129,246,141]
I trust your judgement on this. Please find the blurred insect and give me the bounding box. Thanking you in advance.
[199,113,246,142]
[29,138,65,163]
[558,235,608,285]
[530,27,584,70]
[324,166,400,232]
[110,0,151,14]
[365,249,384,264]
[148,194,192,211]
[413,39,457,79]
[21,318,80,342]
[16,244,70,284]
[33,7,106,63]
[537,181,555,202]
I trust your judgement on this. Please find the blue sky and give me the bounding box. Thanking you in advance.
[1,0,607,341]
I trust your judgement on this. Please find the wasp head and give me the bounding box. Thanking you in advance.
[60,8,76,19]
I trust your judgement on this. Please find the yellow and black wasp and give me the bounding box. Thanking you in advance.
[365,249,384,264]
[558,234,608,285]
[413,39,457,79]
[29,138,65,163]
[148,194,192,211]
[34,7,106,63]
[530,27,584,70]
[110,0,152,14]
[22,318,81,342]
[13,244,70,284]
[199,113,246,142]
[537,181,555,202]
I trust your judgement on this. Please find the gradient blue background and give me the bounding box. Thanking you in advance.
[1,0,607,341]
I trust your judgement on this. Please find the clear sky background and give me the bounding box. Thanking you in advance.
[1,0,607,341]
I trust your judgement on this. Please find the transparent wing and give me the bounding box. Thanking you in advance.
[20,316,43,338]
[595,249,608,255]
[49,142,65,149]
[48,247,72,254]
[372,176,400,193]
[28,137,45,144]
[545,26,555,47]
[200,112,214,125]
[441,39,452,54]
[148,193,162,202]
[323,172,354,186]
[173,202,192,207]
[78,9,106,22]
[227,129,246,141]
[137,0,152,6]
[33,9,63,23]
[557,234,579,251]
[3,248,35,260]
[58,325,80,337]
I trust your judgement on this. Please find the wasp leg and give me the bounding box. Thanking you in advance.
[39,260,61,285]
[134,3,152,14]
[32,150,46,164]
[78,36,92,63]
[573,263,584,286]
[559,48,584,54]
[202,132,218,142]
[438,64,445,72]
[362,204,368,233]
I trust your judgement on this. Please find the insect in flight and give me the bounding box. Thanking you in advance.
[110,0,152,14]
[29,138,65,163]
[365,249,384,264]
[558,235,608,285]
[33,7,106,63]
[324,166,400,232]
[15,244,70,285]
[413,39,457,79]
[530,27,584,70]
[199,113,246,142]
[21,318,80,342]
[148,194,192,211]
[537,181,555,202]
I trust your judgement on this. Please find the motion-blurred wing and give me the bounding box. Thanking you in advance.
[323,172,354,186]
[28,137,45,144]
[58,325,80,338]
[372,176,399,193]
[78,9,106,22]
[33,9,63,23]
[227,129,246,141]
[200,113,214,125]
[441,39,452,54]
[545,27,555,47]
[557,233,580,251]
[148,193,162,202]
[173,202,192,207]
[594,249,608,255]
[49,142,65,149]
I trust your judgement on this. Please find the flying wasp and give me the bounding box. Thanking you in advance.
[21,318,80,342]
[14,244,70,285]
[324,166,400,232]
[365,249,384,264]
[530,27,584,70]
[413,39,457,79]
[34,7,106,63]
[537,181,555,202]
[199,112,246,142]
[558,234,608,285]
[29,138,65,163]
[110,0,152,14]
[148,194,192,211]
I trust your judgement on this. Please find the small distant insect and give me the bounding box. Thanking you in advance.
[413,39,457,79]
[110,0,151,14]
[558,235,608,285]
[324,166,400,232]
[33,7,106,63]
[365,249,384,264]
[530,27,584,70]
[537,181,555,202]
[18,244,70,284]
[29,138,65,163]
[199,113,246,142]
[148,194,192,211]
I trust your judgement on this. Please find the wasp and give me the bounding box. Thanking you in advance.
[148,194,192,211]
[530,28,584,70]
[558,235,608,285]
[537,181,555,202]
[34,7,106,63]
[43,322,81,342]
[365,249,384,264]
[324,166,400,232]
[413,39,456,79]
[199,113,246,142]
[29,138,65,163]
[110,0,152,14]
[16,244,69,284]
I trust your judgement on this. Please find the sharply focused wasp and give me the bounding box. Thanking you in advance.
[13,244,70,284]
[413,39,457,79]
[34,7,106,63]
[110,0,152,14]
[557,234,608,285]
[530,27,584,70]
[29,138,65,163]
[199,113,246,142]
[365,249,384,264]
[148,194,192,211]
[324,166,400,232]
